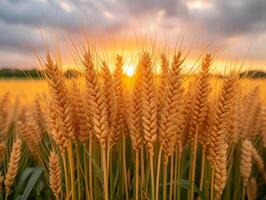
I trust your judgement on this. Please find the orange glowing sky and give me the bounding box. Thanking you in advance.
[0,0,266,73]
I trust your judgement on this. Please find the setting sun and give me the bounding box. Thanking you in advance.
[0,0,266,200]
[123,64,136,77]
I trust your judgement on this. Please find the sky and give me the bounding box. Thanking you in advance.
[1,0,266,71]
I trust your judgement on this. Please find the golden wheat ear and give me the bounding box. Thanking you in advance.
[240,139,253,187]
[44,53,74,147]
[158,52,184,158]
[70,81,90,143]
[128,64,143,152]
[140,52,157,156]
[83,50,109,150]
[188,53,211,146]
[247,177,257,200]
[157,53,169,114]
[0,175,4,192]
[17,121,39,158]
[102,61,118,149]
[207,73,239,199]
[0,142,6,163]
[4,138,22,196]
[110,55,125,149]
[251,145,266,180]
[49,151,62,200]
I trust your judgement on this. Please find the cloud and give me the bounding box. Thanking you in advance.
[0,21,42,52]
[194,0,266,37]
[0,0,266,67]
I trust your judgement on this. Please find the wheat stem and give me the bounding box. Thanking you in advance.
[242,186,246,200]
[199,148,206,191]
[122,134,129,200]
[155,147,163,200]
[169,154,174,200]
[62,153,70,200]
[210,167,215,200]
[67,144,76,200]
[75,142,81,200]
[89,140,93,200]
[141,145,145,190]
[176,147,182,200]
[163,157,168,200]
[83,144,90,200]
[150,154,155,200]
[101,148,109,200]
[173,151,178,200]
[189,127,199,200]
[135,150,139,200]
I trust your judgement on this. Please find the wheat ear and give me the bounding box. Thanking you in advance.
[83,50,109,200]
[17,120,39,158]
[102,61,117,147]
[141,52,157,155]
[188,54,211,147]
[71,81,91,143]
[251,145,266,180]
[4,138,22,196]
[110,55,125,149]
[158,52,184,157]
[48,102,67,151]
[157,53,169,114]
[44,54,74,147]
[128,66,143,152]
[247,177,257,200]
[240,139,253,187]
[0,142,6,163]
[140,52,157,200]
[208,73,239,199]
[49,151,62,200]
[83,50,109,149]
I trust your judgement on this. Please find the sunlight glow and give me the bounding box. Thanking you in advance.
[187,0,212,10]
[123,64,136,77]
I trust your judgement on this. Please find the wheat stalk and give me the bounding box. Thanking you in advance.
[4,138,22,196]
[208,73,239,199]
[240,139,253,187]
[49,151,62,200]
[251,145,266,180]
[44,54,74,147]
[83,49,109,200]
[140,52,157,200]
[157,53,169,114]
[70,81,91,143]
[158,52,184,158]
[83,50,109,149]
[247,177,257,200]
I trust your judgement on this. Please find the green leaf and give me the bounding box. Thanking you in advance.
[17,167,43,200]
[84,145,104,185]
[14,168,35,197]
[179,179,207,200]
[111,163,120,198]
[88,155,103,185]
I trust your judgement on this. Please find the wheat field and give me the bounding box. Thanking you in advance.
[0,49,265,200]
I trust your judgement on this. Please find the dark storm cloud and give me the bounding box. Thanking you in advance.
[199,0,266,37]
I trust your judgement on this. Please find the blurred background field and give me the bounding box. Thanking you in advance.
[0,77,266,102]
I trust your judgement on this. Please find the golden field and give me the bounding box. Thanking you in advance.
[0,52,265,200]
[1,78,266,101]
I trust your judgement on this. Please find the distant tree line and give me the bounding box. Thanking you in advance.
[239,70,266,79]
[0,68,265,79]
[0,68,83,79]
